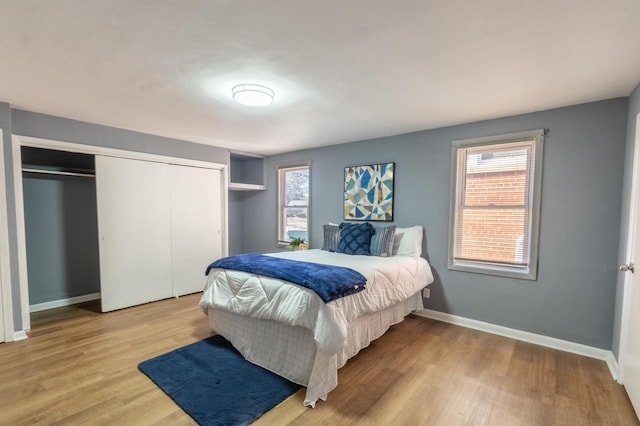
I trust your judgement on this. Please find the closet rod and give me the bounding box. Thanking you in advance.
[22,168,95,178]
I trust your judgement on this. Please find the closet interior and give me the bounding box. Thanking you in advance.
[22,147,101,313]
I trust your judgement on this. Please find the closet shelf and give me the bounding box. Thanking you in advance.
[22,168,95,178]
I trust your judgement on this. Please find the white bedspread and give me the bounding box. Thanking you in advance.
[199,250,433,354]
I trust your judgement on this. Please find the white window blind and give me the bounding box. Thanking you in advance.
[449,130,544,280]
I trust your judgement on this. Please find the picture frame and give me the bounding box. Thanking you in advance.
[343,162,394,221]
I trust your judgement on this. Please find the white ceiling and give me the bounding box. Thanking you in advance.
[1,1,639,155]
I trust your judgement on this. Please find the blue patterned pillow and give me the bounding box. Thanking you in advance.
[322,224,340,252]
[337,222,375,255]
[370,225,396,257]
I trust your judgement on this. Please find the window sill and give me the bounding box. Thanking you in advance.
[276,242,310,251]
[448,261,536,281]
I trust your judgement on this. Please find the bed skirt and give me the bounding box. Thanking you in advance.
[205,291,424,407]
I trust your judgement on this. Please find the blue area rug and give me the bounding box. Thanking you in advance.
[138,335,302,426]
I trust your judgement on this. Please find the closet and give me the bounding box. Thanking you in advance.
[19,143,226,315]
[22,147,101,311]
[96,156,223,311]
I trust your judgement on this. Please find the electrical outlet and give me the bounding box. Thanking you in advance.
[423,288,431,298]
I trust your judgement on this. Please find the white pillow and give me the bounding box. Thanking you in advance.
[393,226,423,256]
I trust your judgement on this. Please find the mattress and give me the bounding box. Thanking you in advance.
[199,250,433,353]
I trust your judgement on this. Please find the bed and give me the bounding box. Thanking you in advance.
[199,225,434,407]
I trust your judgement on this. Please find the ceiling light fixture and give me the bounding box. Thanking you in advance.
[232,84,275,107]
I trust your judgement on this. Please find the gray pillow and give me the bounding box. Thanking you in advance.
[322,224,340,252]
[370,225,396,257]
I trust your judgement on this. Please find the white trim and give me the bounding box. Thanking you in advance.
[416,309,618,380]
[14,135,226,171]
[607,351,621,383]
[0,129,16,342]
[12,330,28,341]
[29,292,101,313]
[618,113,640,385]
[12,134,229,334]
[12,136,30,331]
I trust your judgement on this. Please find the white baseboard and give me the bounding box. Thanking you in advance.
[12,330,28,341]
[29,292,101,313]
[606,351,621,383]
[415,308,619,381]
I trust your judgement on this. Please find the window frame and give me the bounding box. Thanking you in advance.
[448,129,545,280]
[277,162,311,247]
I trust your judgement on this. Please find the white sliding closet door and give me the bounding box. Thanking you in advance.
[170,165,223,296]
[96,156,173,312]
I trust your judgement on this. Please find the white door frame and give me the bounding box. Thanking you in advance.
[0,129,15,342]
[618,113,640,383]
[12,134,228,333]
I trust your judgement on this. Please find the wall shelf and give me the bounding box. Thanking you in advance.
[228,182,266,191]
[229,151,266,191]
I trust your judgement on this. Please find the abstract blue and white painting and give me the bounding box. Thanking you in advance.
[344,162,394,221]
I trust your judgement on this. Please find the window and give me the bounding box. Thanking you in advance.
[449,130,544,280]
[278,163,310,245]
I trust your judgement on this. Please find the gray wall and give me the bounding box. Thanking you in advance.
[228,191,248,255]
[12,110,229,164]
[230,158,264,186]
[3,108,231,331]
[23,174,100,304]
[612,82,640,359]
[240,98,628,350]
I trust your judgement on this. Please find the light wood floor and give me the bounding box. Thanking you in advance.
[0,294,637,425]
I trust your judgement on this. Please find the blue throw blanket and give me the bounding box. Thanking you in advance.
[205,253,367,303]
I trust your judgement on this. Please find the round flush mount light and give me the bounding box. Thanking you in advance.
[232,84,275,107]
